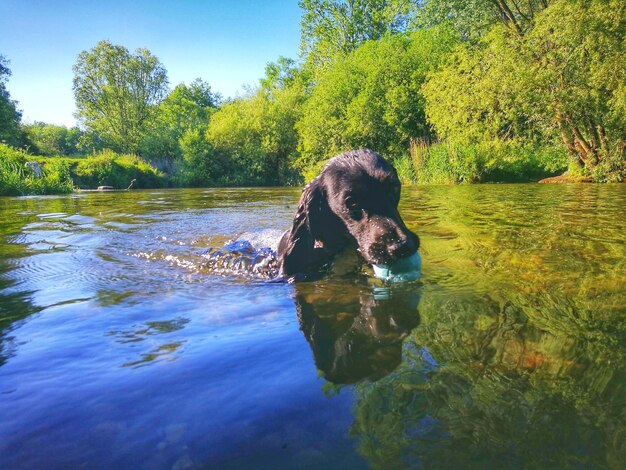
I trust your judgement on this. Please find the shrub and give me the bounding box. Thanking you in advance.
[0,144,73,196]
[73,149,166,189]
[395,140,568,184]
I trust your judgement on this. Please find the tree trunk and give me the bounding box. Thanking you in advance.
[596,123,610,162]
[556,112,581,163]
[566,116,597,167]
[492,0,525,35]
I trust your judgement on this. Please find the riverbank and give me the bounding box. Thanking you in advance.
[0,144,165,196]
[538,173,594,184]
[4,141,623,197]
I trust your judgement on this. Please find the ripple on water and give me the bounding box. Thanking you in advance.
[36,212,68,220]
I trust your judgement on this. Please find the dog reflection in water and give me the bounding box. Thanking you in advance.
[293,281,421,384]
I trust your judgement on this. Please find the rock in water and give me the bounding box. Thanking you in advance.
[372,252,422,283]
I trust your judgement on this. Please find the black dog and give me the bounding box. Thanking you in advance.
[277,149,419,278]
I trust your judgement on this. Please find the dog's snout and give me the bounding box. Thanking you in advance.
[387,230,417,260]
[366,223,418,264]
[388,238,414,259]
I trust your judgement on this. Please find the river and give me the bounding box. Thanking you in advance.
[0,185,624,469]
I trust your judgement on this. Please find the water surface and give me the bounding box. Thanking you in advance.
[0,186,624,469]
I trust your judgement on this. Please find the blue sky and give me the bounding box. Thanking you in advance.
[0,0,302,127]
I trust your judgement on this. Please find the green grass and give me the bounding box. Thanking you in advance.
[1,145,167,195]
[394,140,568,184]
[72,149,166,189]
[0,144,74,196]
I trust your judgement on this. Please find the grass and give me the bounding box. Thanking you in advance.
[1,144,166,196]
[71,149,166,189]
[394,140,569,184]
[0,144,74,196]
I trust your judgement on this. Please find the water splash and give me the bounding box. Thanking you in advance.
[200,239,279,279]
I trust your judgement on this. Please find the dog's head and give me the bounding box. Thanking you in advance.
[278,149,419,276]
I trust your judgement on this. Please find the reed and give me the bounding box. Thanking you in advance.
[394,140,567,184]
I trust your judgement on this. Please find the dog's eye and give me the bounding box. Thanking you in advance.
[345,197,363,220]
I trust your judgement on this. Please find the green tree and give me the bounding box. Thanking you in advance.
[204,62,306,186]
[175,128,221,186]
[299,0,419,68]
[140,79,219,170]
[259,57,301,92]
[76,129,105,154]
[417,0,550,39]
[423,0,626,180]
[207,85,304,185]
[23,122,84,156]
[0,55,23,147]
[297,26,458,178]
[72,41,169,154]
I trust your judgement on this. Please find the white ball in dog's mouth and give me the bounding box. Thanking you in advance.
[372,252,422,283]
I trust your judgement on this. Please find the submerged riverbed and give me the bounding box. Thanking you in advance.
[0,186,625,469]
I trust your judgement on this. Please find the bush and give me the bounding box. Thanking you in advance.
[394,140,568,184]
[173,129,219,187]
[297,27,458,174]
[0,144,73,196]
[73,149,166,189]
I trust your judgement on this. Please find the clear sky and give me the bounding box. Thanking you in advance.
[0,0,302,127]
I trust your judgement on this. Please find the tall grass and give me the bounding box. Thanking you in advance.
[1,145,166,195]
[0,144,74,196]
[72,149,166,189]
[394,139,568,184]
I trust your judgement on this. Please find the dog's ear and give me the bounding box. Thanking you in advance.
[278,180,327,277]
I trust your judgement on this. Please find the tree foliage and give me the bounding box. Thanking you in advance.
[299,0,419,68]
[5,0,625,189]
[259,57,302,92]
[0,55,23,147]
[73,41,169,154]
[418,0,550,39]
[140,79,219,170]
[297,26,458,177]
[206,69,306,186]
[423,0,626,180]
[23,122,84,156]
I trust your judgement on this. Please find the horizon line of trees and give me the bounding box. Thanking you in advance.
[1,0,625,188]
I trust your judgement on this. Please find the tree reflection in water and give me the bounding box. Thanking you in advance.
[348,291,625,469]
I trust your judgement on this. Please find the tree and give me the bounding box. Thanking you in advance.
[73,41,169,154]
[423,0,626,180]
[140,79,219,169]
[207,85,305,186]
[260,57,301,92]
[417,0,550,40]
[299,0,419,68]
[527,0,626,178]
[0,55,23,147]
[23,122,84,156]
[296,26,458,177]
[206,62,307,186]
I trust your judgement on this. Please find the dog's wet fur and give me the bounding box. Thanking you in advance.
[202,149,419,282]
[277,149,419,280]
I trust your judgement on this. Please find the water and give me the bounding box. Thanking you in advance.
[0,185,624,469]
